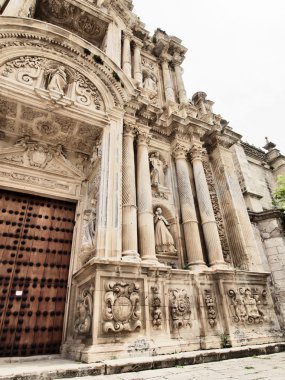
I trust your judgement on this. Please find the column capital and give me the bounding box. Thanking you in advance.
[171,142,189,160]
[133,38,144,49]
[136,129,151,145]
[122,30,133,40]
[190,143,204,162]
[123,122,137,137]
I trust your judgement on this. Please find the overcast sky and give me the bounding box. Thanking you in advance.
[133,0,285,153]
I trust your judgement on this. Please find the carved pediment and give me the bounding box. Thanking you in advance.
[0,138,85,179]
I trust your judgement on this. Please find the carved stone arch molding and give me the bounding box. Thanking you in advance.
[0,18,137,111]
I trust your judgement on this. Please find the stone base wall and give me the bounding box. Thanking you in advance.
[62,261,283,363]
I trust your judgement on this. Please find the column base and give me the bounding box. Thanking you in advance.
[209,261,230,270]
[141,255,160,265]
[187,261,208,272]
[121,250,141,263]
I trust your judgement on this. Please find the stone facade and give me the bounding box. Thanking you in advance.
[0,0,284,362]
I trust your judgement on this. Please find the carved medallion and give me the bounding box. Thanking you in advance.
[169,288,191,332]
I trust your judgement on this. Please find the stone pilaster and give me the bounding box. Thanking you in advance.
[172,143,206,269]
[190,143,226,268]
[161,57,176,103]
[2,0,37,17]
[122,123,140,262]
[204,130,263,271]
[133,40,143,87]
[136,129,158,264]
[122,31,132,79]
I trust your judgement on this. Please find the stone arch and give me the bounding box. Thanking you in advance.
[0,17,137,112]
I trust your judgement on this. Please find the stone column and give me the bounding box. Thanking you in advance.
[133,40,143,87]
[121,123,140,262]
[161,57,175,103]
[172,143,206,269]
[136,129,158,264]
[204,130,263,271]
[173,59,187,104]
[3,0,37,17]
[190,144,226,268]
[122,31,132,79]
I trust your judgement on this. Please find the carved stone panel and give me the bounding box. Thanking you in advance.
[228,287,269,325]
[74,284,95,337]
[204,290,217,328]
[150,286,162,330]
[103,282,142,334]
[169,288,191,333]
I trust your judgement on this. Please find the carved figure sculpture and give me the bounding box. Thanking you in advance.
[47,65,67,94]
[74,286,94,336]
[243,288,260,320]
[169,288,191,332]
[143,72,157,92]
[154,207,176,253]
[150,152,166,187]
[82,199,97,250]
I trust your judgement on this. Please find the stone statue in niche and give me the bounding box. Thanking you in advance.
[46,65,68,95]
[154,207,177,254]
[82,199,97,251]
[149,151,167,187]
[74,285,94,336]
[142,71,157,100]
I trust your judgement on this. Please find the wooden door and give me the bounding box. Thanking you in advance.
[0,190,76,357]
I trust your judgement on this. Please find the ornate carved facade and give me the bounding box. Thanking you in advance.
[0,0,284,363]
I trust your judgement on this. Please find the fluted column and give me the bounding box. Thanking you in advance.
[122,31,132,78]
[3,0,37,17]
[122,123,140,262]
[161,57,175,103]
[133,40,143,87]
[190,144,226,268]
[136,129,158,264]
[172,143,206,268]
[173,60,187,104]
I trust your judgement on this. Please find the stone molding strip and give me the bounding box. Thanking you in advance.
[1,342,285,379]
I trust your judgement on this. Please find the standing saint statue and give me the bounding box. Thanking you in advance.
[46,65,68,94]
[149,152,166,187]
[82,199,97,250]
[154,207,176,254]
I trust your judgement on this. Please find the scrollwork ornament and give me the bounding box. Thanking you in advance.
[103,282,142,334]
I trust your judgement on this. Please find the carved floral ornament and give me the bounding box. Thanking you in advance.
[103,282,142,333]
[1,56,105,111]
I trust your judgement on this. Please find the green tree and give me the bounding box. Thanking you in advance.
[273,175,285,211]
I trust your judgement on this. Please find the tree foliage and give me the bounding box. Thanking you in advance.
[273,175,285,212]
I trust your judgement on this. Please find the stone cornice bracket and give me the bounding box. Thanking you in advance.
[122,29,133,40]
[202,130,237,153]
[171,142,189,160]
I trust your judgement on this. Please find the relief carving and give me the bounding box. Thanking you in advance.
[202,154,232,264]
[103,282,142,333]
[74,284,94,336]
[149,151,169,199]
[204,290,217,327]
[169,288,191,332]
[228,287,268,325]
[150,286,162,329]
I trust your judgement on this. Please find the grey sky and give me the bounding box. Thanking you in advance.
[133,0,285,154]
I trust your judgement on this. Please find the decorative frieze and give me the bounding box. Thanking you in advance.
[103,282,142,333]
